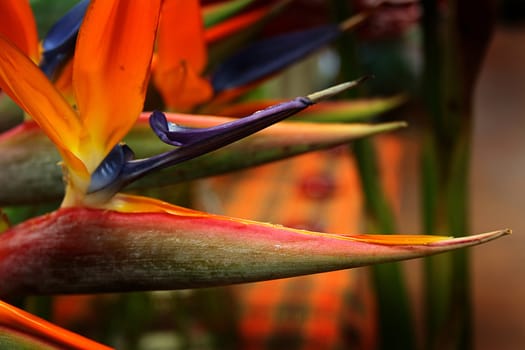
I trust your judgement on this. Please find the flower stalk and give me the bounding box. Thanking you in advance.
[330,1,416,348]
[421,0,496,348]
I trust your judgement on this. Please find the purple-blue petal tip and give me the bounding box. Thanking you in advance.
[87,80,362,198]
[39,0,90,77]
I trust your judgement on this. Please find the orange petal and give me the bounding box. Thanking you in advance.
[204,7,269,44]
[155,0,212,111]
[205,81,259,109]
[0,300,112,350]
[0,0,39,62]
[337,234,450,245]
[154,60,213,111]
[0,35,86,177]
[158,0,207,74]
[53,59,75,105]
[73,0,161,171]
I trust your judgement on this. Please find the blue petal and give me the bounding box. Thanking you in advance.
[134,97,313,176]
[88,144,134,193]
[148,111,186,147]
[87,81,361,198]
[39,0,90,77]
[88,97,312,196]
[150,98,313,149]
[211,24,341,92]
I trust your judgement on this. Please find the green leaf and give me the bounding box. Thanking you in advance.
[203,0,255,28]
[215,96,406,122]
[0,118,405,205]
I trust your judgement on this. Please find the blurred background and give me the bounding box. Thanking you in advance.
[400,21,525,350]
[463,17,525,349]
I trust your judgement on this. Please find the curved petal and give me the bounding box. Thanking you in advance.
[53,59,75,105]
[204,6,269,44]
[39,0,90,77]
[0,35,86,177]
[0,301,112,350]
[41,0,89,55]
[211,24,342,92]
[73,0,162,171]
[86,96,313,196]
[158,0,207,74]
[155,0,212,111]
[0,0,39,62]
[153,60,213,112]
[86,82,362,198]
[0,197,510,296]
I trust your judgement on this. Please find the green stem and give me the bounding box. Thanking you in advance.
[330,1,416,348]
[353,140,396,233]
[421,0,494,348]
[353,139,415,350]
[422,138,472,349]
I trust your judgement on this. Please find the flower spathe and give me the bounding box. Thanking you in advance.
[0,197,511,297]
[0,0,510,298]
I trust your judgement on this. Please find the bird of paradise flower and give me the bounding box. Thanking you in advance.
[0,0,510,348]
[0,0,509,300]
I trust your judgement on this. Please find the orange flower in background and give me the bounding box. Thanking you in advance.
[154,0,213,111]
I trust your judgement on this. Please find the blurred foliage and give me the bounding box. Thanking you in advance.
[29,0,79,37]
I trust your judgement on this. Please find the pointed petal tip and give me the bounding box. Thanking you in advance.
[307,77,372,103]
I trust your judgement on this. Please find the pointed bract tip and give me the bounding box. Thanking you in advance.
[307,77,371,103]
